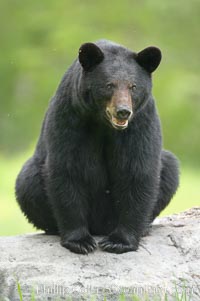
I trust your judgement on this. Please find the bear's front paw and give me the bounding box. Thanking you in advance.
[98,228,139,254]
[61,231,97,254]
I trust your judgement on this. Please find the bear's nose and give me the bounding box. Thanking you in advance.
[116,108,132,120]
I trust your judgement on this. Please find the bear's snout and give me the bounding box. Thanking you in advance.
[105,88,133,130]
[116,107,132,120]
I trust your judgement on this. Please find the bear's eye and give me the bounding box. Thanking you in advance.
[129,84,137,91]
[106,83,115,89]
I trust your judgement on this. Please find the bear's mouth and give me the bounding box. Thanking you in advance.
[106,110,129,130]
[110,116,129,130]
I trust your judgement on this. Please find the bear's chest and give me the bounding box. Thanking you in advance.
[79,131,132,189]
[81,137,109,189]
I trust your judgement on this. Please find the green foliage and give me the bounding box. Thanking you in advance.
[17,280,23,301]
[0,0,200,166]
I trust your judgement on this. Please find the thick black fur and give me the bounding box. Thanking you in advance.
[15,40,179,254]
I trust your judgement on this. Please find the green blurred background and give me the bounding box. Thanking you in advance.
[0,0,199,235]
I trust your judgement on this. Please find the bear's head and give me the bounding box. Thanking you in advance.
[78,41,161,130]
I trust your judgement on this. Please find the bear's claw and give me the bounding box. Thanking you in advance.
[61,235,97,254]
[98,236,138,254]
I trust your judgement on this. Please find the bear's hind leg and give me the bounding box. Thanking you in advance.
[15,157,58,233]
[151,150,179,222]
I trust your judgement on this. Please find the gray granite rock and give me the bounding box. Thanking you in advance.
[0,207,199,301]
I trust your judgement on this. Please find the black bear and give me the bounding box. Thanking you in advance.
[15,40,179,254]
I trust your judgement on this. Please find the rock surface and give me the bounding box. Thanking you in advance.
[0,207,199,301]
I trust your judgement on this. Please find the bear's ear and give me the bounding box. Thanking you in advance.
[136,47,162,73]
[78,43,104,71]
